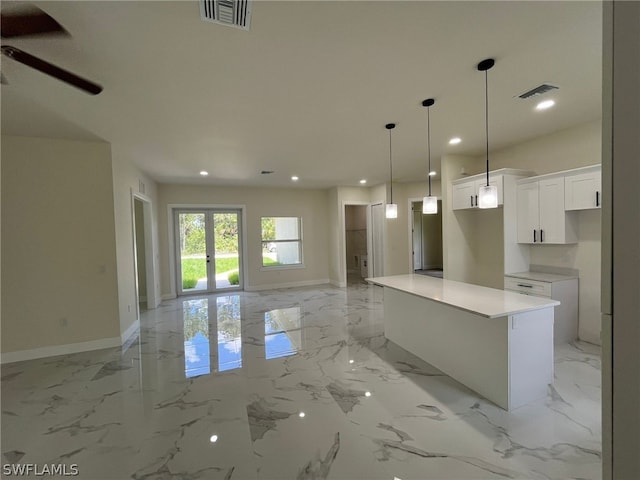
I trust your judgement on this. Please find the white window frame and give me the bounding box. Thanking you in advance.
[260,216,304,270]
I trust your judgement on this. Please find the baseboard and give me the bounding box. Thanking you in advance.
[245,278,330,291]
[330,279,347,288]
[121,319,140,347]
[1,336,121,364]
[162,293,177,300]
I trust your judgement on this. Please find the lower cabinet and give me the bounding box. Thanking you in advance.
[504,274,578,345]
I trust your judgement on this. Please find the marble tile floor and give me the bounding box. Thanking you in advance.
[1,283,601,479]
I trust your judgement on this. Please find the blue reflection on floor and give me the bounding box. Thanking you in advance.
[217,295,242,371]
[184,331,211,378]
[183,299,211,378]
[265,307,301,360]
[265,332,297,359]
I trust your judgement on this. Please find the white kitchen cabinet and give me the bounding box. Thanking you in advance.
[452,180,477,210]
[504,272,578,345]
[517,177,577,244]
[565,166,602,210]
[452,174,503,210]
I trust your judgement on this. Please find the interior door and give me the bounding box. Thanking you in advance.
[176,209,243,295]
[413,206,423,270]
[371,203,384,277]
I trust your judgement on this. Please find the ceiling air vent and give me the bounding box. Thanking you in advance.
[518,84,559,99]
[200,0,252,31]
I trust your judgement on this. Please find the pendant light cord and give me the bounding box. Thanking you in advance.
[484,69,490,187]
[427,105,432,196]
[389,128,393,204]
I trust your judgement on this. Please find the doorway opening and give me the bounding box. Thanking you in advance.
[411,200,443,278]
[344,205,369,285]
[132,193,158,317]
[174,209,244,295]
[134,199,148,312]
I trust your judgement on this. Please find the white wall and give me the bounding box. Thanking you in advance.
[1,136,120,358]
[157,184,330,294]
[111,144,160,340]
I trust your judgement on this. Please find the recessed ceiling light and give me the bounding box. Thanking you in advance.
[449,137,461,145]
[209,434,218,443]
[299,412,306,418]
[291,176,299,181]
[365,391,372,397]
[536,100,555,110]
[428,171,437,176]
[359,179,367,184]
[200,171,209,176]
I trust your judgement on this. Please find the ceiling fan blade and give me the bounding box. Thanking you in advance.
[1,46,102,95]
[1,8,67,38]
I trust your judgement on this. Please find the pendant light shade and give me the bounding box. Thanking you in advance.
[423,196,438,214]
[477,58,498,209]
[421,98,438,214]
[385,123,398,219]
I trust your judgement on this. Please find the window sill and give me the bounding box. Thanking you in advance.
[261,263,305,272]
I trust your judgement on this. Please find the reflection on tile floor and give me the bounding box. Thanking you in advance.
[1,283,601,479]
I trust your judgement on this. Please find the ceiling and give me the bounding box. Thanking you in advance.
[0,1,602,188]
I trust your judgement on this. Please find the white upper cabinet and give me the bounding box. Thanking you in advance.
[452,181,477,210]
[564,166,602,210]
[517,176,578,244]
[516,181,540,243]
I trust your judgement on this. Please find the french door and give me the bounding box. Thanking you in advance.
[175,209,243,295]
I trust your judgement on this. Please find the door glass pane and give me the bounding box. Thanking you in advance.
[178,213,207,292]
[213,212,241,289]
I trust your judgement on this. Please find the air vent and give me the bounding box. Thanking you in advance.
[200,0,252,31]
[518,84,558,99]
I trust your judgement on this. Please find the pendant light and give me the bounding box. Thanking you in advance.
[477,58,498,209]
[421,98,438,214]
[385,123,398,219]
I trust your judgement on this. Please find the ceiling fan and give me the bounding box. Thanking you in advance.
[1,4,102,95]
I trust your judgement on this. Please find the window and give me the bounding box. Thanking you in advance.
[261,217,302,267]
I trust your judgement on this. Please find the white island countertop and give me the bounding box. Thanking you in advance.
[367,274,559,319]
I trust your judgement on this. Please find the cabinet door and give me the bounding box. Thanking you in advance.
[565,170,601,210]
[538,177,566,243]
[452,181,476,210]
[517,182,540,243]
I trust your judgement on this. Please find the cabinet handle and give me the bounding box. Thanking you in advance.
[470,195,474,207]
[533,230,537,243]
[596,191,600,207]
[517,283,534,288]
[475,195,478,206]
[540,229,544,242]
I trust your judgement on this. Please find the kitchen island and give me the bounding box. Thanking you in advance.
[366,274,560,410]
